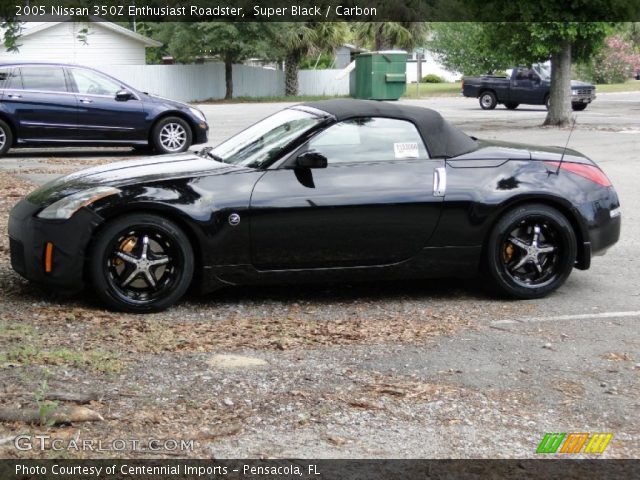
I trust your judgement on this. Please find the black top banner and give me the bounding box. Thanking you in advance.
[3,0,640,22]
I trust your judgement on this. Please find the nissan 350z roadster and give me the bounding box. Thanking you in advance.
[8,100,621,312]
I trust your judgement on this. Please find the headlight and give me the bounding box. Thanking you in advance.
[189,107,206,122]
[37,187,121,220]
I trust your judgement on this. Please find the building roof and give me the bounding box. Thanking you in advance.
[16,19,162,47]
[300,99,478,158]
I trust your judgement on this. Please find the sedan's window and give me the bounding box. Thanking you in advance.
[20,66,68,92]
[69,69,122,96]
[308,117,429,163]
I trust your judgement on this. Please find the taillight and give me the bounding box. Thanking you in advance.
[545,161,612,187]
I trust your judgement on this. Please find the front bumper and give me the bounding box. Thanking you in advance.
[571,93,596,104]
[193,121,209,145]
[8,199,103,293]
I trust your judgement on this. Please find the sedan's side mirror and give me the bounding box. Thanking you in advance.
[296,151,328,169]
[115,89,133,101]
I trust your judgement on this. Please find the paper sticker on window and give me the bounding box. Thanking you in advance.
[394,142,419,159]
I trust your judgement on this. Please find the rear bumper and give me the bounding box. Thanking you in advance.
[8,199,103,293]
[574,187,621,269]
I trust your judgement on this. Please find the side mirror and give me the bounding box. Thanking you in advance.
[296,151,327,169]
[115,89,133,101]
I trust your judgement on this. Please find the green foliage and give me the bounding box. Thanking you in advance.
[579,35,640,83]
[299,53,335,70]
[354,22,428,51]
[428,23,513,75]
[422,74,444,83]
[1,20,22,53]
[34,370,58,427]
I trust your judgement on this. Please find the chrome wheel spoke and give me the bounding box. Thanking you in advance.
[115,251,138,265]
[508,236,529,251]
[143,270,157,289]
[538,245,555,253]
[532,224,541,248]
[122,268,141,287]
[512,255,530,270]
[149,256,170,267]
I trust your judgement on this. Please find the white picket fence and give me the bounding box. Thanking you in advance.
[95,64,349,102]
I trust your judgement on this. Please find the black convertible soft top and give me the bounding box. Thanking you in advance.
[299,99,478,159]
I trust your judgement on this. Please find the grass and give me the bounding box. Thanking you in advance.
[402,81,462,99]
[594,81,640,93]
[0,345,123,373]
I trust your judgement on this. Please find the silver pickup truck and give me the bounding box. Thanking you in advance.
[462,65,596,111]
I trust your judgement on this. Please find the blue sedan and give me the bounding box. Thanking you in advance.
[0,62,209,156]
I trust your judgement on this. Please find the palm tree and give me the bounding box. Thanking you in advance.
[269,23,347,96]
[354,22,428,51]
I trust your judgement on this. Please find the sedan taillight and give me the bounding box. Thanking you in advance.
[545,161,612,187]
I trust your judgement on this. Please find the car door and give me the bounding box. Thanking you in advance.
[249,117,445,270]
[3,65,79,141]
[510,67,535,104]
[66,67,146,141]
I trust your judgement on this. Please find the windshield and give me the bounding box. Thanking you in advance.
[208,109,325,168]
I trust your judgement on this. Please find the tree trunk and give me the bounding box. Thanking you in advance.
[224,52,233,100]
[285,51,301,96]
[543,41,572,127]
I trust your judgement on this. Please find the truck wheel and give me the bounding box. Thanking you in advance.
[479,91,497,110]
[545,95,550,110]
[504,102,519,110]
[572,103,588,111]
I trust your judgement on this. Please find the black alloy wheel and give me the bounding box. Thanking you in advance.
[89,214,194,312]
[486,204,576,299]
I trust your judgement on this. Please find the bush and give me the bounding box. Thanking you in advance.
[422,74,444,83]
[589,35,640,84]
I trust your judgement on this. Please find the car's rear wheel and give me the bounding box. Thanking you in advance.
[151,116,192,154]
[89,213,194,312]
[486,204,576,299]
[0,119,14,157]
[572,103,588,111]
[504,102,519,110]
[479,91,497,110]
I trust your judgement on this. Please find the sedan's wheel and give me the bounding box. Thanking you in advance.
[152,117,192,154]
[486,204,576,299]
[89,214,194,312]
[0,119,14,157]
[479,91,497,110]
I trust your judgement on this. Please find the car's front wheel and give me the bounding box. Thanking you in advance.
[89,213,194,312]
[572,103,588,111]
[504,102,519,110]
[151,117,193,154]
[486,204,576,299]
[0,119,14,157]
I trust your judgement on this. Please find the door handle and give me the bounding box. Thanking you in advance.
[79,98,92,104]
[7,93,22,99]
[433,167,446,197]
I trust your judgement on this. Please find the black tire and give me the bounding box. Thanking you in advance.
[486,204,576,299]
[151,116,193,154]
[0,119,14,157]
[504,102,519,110]
[572,103,588,111]
[544,95,551,110]
[89,213,194,312]
[479,91,498,110]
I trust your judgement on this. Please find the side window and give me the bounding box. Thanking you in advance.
[20,66,68,92]
[308,117,428,164]
[69,69,122,96]
[0,67,20,89]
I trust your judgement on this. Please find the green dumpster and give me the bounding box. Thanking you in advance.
[352,51,408,100]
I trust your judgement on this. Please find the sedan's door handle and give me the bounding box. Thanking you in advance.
[7,93,22,99]
[79,98,92,104]
[433,167,447,197]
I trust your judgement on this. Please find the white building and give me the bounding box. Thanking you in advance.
[0,20,161,65]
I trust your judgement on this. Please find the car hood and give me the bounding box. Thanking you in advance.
[571,80,595,89]
[26,152,244,206]
[146,93,193,110]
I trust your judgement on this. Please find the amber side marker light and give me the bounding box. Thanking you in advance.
[44,242,54,273]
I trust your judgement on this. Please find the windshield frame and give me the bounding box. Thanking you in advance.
[207,107,333,170]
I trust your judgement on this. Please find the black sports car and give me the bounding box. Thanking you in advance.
[8,100,621,312]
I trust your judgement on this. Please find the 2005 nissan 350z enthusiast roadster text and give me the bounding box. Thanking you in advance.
[8,100,621,312]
